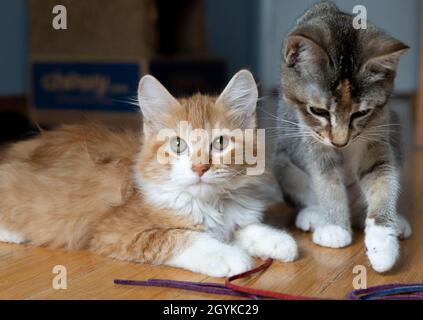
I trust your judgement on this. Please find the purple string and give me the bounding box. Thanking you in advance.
[348,283,423,300]
[115,278,423,300]
[114,279,261,299]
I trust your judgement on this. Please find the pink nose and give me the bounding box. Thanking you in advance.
[192,164,210,177]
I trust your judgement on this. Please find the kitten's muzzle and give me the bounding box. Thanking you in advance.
[329,126,350,148]
[192,164,210,177]
[331,141,348,148]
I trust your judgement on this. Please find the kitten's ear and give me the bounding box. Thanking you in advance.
[138,75,180,134]
[362,40,409,74]
[284,35,329,73]
[216,70,258,129]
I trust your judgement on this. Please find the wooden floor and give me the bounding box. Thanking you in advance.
[0,151,422,300]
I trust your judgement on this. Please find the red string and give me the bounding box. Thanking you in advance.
[224,258,320,300]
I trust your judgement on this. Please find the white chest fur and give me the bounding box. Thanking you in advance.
[138,180,264,243]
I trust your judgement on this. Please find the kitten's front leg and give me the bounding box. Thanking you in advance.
[359,160,411,273]
[234,223,298,262]
[298,160,352,248]
[92,225,252,277]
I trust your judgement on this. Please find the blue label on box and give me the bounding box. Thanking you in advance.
[32,62,141,112]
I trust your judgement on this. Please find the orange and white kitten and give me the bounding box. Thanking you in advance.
[0,70,297,277]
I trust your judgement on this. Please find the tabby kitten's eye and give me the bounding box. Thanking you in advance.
[351,109,372,121]
[170,137,188,155]
[211,136,229,152]
[309,107,330,119]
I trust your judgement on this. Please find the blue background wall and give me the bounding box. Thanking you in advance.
[206,0,259,77]
[0,0,27,96]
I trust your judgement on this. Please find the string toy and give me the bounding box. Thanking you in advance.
[114,259,423,300]
[348,283,423,300]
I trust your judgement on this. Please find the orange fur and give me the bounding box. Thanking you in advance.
[0,96,255,265]
[0,71,288,276]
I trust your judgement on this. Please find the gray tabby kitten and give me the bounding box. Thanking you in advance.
[272,3,411,273]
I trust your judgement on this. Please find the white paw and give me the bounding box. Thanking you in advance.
[397,215,412,239]
[196,245,253,277]
[265,232,298,262]
[312,225,352,248]
[295,206,322,232]
[0,227,26,244]
[365,219,399,273]
[236,224,298,262]
[168,233,253,277]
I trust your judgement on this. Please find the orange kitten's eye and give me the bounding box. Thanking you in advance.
[170,137,188,155]
[211,136,229,152]
[309,106,330,119]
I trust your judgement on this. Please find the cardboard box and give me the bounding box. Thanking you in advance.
[29,57,227,128]
[28,0,158,128]
[29,0,158,59]
[29,57,146,129]
[28,0,225,128]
